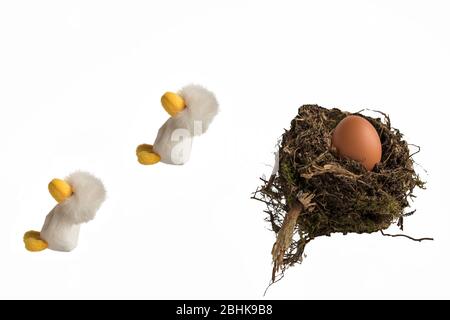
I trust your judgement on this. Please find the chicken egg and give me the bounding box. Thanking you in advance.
[331,115,382,171]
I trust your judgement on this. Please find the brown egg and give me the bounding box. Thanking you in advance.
[331,115,382,171]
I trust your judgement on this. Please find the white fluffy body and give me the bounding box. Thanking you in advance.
[40,171,106,252]
[153,84,219,165]
[177,84,219,135]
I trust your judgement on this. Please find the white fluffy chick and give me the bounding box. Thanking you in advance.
[137,84,219,165]
[24,171,106,252]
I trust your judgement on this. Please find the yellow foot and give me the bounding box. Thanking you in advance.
[136,144,161,165]
[48,179,73,203]
[136,144,154,155]
[23,231,48,252]
[161,92,186,117]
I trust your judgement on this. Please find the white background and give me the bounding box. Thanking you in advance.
[0,0,449,299]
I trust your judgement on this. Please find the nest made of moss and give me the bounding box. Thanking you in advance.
[253,105,430,283]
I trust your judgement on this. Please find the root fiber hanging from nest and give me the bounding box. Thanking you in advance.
[253,105,430,283]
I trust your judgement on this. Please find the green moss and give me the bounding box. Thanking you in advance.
[280,161,296,187]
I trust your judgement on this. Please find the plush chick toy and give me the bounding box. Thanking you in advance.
[137,84,219,165]
[23,171,106,252]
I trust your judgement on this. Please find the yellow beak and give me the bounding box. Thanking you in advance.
[161,92,186,117]
[48,179,73,203]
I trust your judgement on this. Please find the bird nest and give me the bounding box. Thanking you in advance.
[253,105,430,283]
